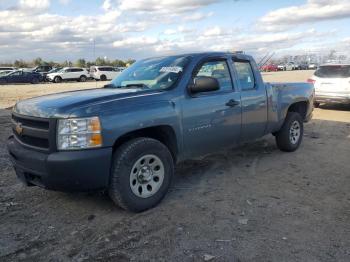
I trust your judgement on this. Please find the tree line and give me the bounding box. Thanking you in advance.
[0,57,136,68]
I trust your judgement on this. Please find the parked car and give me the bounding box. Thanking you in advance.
[46,67,89,83]
[299,63,309,70]
[308,64,350,106]
[30,65,53,81]
[47,67,62,74]
[114,67,126,72]
[308,63,318,70]
[0,70,14,76]
[32,65,52,73]
[8,52,314,212]
[277,64,285,71]
[90,66,121,81]
[0,67,17,72]
[261,64,278,72]
[0,70,41,84]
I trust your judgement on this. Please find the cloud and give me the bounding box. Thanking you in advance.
[118,0,225,13]
[18,0,50,10]
[259,0,350,31]
[59,0,70,5]
[101,0,112,11]
[183,12,214,22]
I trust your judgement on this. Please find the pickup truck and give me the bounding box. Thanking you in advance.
[7,52,314,212]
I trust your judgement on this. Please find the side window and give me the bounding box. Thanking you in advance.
[65,69,72,72]
[233,60,255,90]
[195,60,233,91]
[11,71,21,76]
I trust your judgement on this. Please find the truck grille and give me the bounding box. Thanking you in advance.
[11,113,52,151]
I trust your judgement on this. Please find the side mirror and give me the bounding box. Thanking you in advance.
[189,76,220,93]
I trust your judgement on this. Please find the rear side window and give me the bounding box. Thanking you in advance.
[195,60,233,91]
[315,65,350,78]
[72,68,83,72]
[233,60,255,90]
[99,67,113,71]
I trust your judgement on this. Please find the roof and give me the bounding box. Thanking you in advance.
[320,63,350,66]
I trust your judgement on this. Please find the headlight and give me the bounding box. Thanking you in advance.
[57,117,103,150]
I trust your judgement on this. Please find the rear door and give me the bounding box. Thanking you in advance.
[74,69,84,79]
[181,57,242,157]
[232,57,268,141]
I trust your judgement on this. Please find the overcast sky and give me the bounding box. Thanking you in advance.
[0,0,349,62]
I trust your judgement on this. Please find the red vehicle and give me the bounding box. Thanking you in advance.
[260,64,278,72]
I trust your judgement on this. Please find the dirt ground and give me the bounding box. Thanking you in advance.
[0,71,350,261]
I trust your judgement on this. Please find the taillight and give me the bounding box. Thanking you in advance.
[307,78,316,84]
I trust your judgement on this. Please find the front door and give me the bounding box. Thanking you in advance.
[182,58,242,158]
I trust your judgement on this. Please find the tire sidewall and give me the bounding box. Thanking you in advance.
[54,76,61,83]
[110,138,174,212]
[276,112,303,152]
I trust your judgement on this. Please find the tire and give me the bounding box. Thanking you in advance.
[79,75,87,82]
[109,137,174,212]
[275,112,303,152]
[54,76,62,83]
[314,102,320,108]
[100,75,107,81]
[31,78,39,84]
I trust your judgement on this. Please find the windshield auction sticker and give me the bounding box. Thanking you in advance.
[159,66,183,73]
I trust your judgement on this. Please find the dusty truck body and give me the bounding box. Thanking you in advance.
[7,52,314,212]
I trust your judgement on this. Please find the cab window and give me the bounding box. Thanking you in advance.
[195,60,233,91]
[233,60,255,90]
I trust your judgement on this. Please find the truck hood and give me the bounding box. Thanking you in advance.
[14,88,142,118]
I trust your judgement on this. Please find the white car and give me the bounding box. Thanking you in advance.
[47,67,89,83]
[90,66,121,81]
[308,64,350,106]
[0,67,16,72]
[308,63,318,70]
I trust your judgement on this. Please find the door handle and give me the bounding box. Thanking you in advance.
[226,99,240,107]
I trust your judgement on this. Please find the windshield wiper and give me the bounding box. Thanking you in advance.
[125,83,150,89]
[103,83,150,89]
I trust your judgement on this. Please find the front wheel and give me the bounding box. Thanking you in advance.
[31,78,39,84]
[275,112,303,152]
[79,75,87,82]
[54,76,62,83]
[109,138,174,212]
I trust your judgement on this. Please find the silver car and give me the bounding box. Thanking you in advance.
[309,64,350,106]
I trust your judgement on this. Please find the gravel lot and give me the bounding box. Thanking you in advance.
[0,71,349,261]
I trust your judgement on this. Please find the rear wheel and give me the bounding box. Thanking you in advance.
[100,75,107,81]
[54,76,62,83]
[109,138,174,212]
[275,112,303,152]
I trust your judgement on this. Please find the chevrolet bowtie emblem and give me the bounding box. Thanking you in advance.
[15,123,23,135]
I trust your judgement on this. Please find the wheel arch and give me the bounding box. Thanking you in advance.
[287,100,308,120]
[112,125,179,162]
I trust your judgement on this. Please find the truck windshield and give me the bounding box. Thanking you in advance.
[109,55,190,90]
[315,65,350,78]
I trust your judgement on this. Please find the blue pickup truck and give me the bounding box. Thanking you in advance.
[7,52,314,212]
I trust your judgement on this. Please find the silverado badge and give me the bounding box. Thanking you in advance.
[15,123,23,135]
